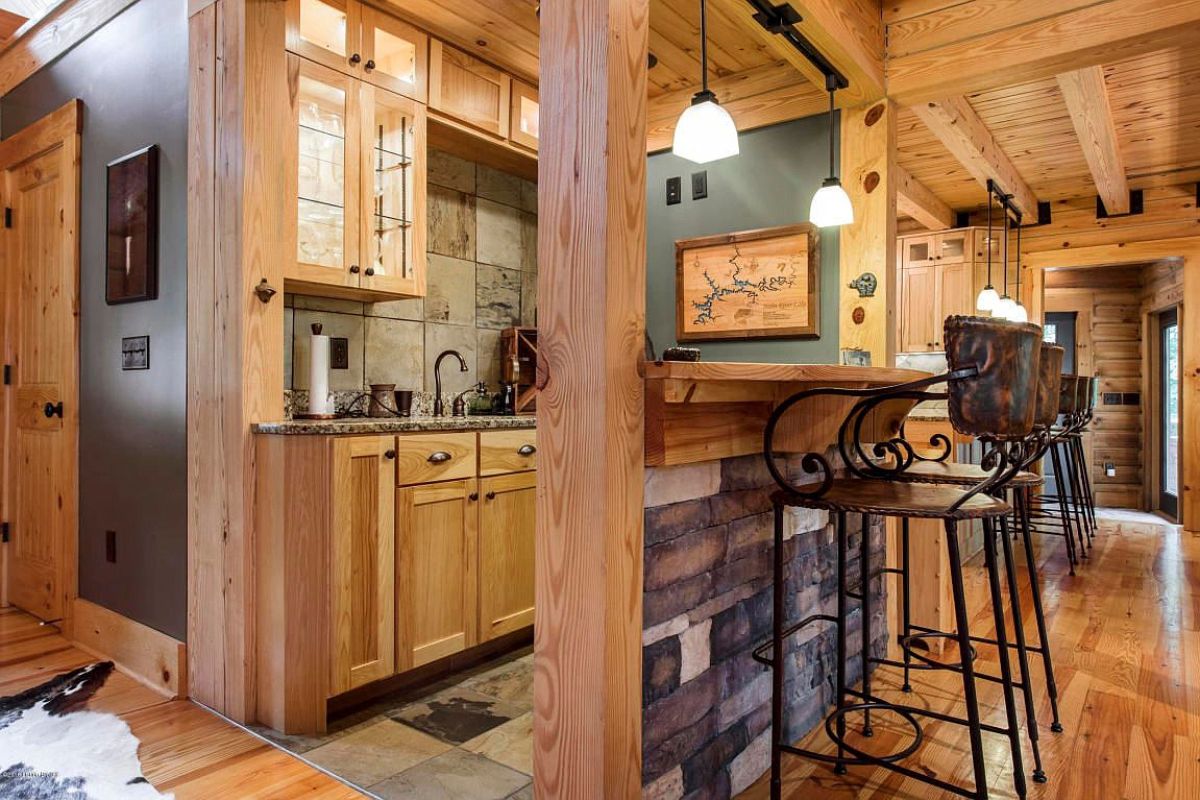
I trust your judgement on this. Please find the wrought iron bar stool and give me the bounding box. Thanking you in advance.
[1027,375,1091,567]
[1069,377,1099,542]
[757,316,1041,800]
[883,340,1068,784]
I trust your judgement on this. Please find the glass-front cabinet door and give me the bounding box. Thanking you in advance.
[360,84,426,296]
[510,80,539,152]
[361,6,428,102]
[293,56,360,288]
[286,0,362,74]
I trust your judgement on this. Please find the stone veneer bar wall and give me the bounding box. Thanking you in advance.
[641,455,888,799]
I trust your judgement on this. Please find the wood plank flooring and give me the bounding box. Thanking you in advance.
[0,606,364,799]
[741,510,1197,799]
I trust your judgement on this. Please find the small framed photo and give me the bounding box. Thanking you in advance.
[106,145,159,304]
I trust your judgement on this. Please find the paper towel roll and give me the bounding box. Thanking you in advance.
[309,325,332,415]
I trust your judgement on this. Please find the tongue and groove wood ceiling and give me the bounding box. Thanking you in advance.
[382,0,1200,218]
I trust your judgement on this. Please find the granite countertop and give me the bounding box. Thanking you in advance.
[253,415,536,435]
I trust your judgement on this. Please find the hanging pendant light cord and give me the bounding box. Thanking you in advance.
[1015,216,1022,304]
[986,190,993,286]
[1002,201,1010,296]
[827,77,836,180]
[699,0,709,94]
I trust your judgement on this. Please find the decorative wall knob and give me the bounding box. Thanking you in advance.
[254,278,277,304]
[43,401,64,419]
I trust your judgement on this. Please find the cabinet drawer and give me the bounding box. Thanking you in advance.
[479,429,537,476]
[394,432,476,484]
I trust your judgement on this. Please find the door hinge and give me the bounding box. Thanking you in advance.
[3,208,11,228]
[1,522,9,543]
[2,364,9,385]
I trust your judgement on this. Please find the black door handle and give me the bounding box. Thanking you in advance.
[43,401,63,419]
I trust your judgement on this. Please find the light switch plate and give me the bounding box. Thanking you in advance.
[666,176,682,205]
[691,170,708,200]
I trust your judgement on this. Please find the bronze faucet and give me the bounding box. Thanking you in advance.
[433,349,469,417]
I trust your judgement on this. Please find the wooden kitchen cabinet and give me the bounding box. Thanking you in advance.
[429,40,511,139]
[286,0,427,102]
[396,478,479,669]
[330,436,396,694]
[899,264,938,352]
[478,471,536,641]
[897,227,988,352]
[509,80,539,152]
[288,53,426,299]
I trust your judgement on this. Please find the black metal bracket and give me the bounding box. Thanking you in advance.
[1095,189,1144,219]
[2,364,9,385]
[1,522,8,543]
[743,0,848,89]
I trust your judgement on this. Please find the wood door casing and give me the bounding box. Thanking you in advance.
[478,471,535,641]
[396,478,478,670]
[330,436,396,693]
[1,100,80,625]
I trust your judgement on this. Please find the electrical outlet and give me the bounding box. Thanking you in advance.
[105,530,117,563]
[691,170,708,200]
[666,176,682,206]
[330,337,350,369]
[1104,462,1117,477]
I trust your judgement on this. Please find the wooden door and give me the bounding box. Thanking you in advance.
[901,234,936,269]
[396,478,477,669]
[937,262,973,346]
[329,436,395,693]
[285,0,362,76]
[289,54,362,290]
[478,471,535,641]
[429,41,511,138]
[509,80,539,152]
[1,101,81,624]
[360,6,428,102]
[900,265,938,352]
[359,83,425,297]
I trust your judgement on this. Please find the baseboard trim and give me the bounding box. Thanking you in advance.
[72,598,187,699]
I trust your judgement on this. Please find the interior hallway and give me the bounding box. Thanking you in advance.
[742,509,1198,799]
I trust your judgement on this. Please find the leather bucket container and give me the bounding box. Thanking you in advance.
[944,315,1042,441]
[1035,343,1065,428]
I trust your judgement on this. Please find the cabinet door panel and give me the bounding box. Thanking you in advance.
[330,436,396,694]
[935,230,970,264]
[937,262,973,348]
[360,84,425,297]
[900,265,938,352]
[397,479,478,669]
[902,234,936,269]
[361,7,428,102]
[509,80,539,152]
[478,472,536,641]
[290,55,361,288]
[429,41,510,138]
[286,0,362,75]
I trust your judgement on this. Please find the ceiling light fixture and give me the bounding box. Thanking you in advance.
[809,74,853,227]
[672,0,739,164]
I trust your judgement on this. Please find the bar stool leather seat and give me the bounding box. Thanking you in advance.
[902,460,1042,488]
[772,480,1010,519]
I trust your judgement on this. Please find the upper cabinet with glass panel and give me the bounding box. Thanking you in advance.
[510,80,539,152]
[287,0,427,103]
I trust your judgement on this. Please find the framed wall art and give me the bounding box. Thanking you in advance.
[106,144,159,304]
[675,223,819,342]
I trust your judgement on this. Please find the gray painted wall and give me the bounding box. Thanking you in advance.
[646,114,840,363]
[2,0,188,639]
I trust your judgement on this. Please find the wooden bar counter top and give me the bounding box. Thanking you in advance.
[644,361,931,467]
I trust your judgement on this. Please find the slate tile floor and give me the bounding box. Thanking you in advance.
[251,648,534,799]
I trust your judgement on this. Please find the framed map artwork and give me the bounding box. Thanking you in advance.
[675,223,819,342]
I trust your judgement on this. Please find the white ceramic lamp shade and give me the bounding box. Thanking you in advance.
[976,285,1000,312]
[672,95,739,164]
[809,179,854,227]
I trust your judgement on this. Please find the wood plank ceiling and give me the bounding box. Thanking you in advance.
[381,0,1200,220]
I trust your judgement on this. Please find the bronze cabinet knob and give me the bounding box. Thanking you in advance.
[349,264,361,274]
[469,492,479,501]
[350,53,361,64]
[485,491,496,500]
[384,449,396,460]
[364,267,375,276]
[364,59,376,71]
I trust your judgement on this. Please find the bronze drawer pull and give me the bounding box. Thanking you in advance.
[427,451,452,464]
[517,444,536,457]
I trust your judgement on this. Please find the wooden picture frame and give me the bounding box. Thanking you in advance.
[675,223,819,342]
[105,144,159,304]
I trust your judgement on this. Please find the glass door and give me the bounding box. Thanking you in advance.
[1159,307,1180,518]
[360,6,428,102]
[360,84,425,296]
[293,55,360,287]
[286,0,361,75]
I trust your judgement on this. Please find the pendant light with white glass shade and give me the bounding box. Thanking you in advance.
[991,206,1018,319]
[672,0,739,164]
[1009,220,1029,322]
[975,195,1000,311]
[809,74,854,227]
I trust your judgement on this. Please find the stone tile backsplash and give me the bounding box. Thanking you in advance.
[284,151,537,413]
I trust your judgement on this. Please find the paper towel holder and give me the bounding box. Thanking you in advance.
[254,278,278,303]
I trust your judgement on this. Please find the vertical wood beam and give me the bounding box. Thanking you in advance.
[839,101,897,366]
[1057,66,1130,215]
[187,0,287,721]
[534,0,647,795]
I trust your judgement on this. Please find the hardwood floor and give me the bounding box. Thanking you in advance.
[0,607,364,799]
[741,510,1198,799]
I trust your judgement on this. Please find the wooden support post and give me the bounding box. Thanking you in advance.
[534,0,648,796]
[187,0,288,721]
[838,101,897,367]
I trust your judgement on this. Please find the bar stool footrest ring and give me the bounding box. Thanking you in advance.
[899,631,978,672]
[822,702,924,765]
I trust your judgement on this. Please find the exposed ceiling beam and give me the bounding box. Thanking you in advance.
[786,0,885,102]
[646,61,827,152]
[910,95,1039,218]
[886,0,1200,105]
[1056,65,1130,214]
[896,164,955,230]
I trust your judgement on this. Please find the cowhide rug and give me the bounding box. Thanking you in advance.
[0,661,171,799]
